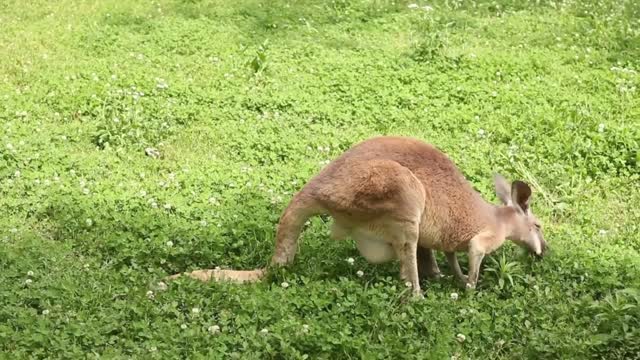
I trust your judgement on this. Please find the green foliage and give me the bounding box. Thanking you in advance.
[246,40,270,75]
[0,0,639,358]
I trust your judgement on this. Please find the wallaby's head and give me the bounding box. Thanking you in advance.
[493,174,547,257]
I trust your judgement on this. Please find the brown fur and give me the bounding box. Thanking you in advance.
[168,136,547,297]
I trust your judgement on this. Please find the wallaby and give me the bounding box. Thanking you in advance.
[168,136,547,297]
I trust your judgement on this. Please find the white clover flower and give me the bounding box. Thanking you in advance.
[408,3,419,9]
[146,290,155,299]
[260,328,269,334]
[477,129,485,137]
[597,123,605,133]
[27,271,34,277]
[191,308,200,314]
[14,170,20,178]
[302,324,310,333]
[422,5,434,11]
[85,218,93,227]
[156,78,168,89]
[356,270,364,277]
[456,333,466,343]
[200,220,208,227]
[42,309,49,315]
[405,281,413,288]
[450,292,459,301]
[166,241,174,247]
[82,188,90,195]
[149,346,157,352]
[25,279,33,285]
[208,325,220,334]
[10,228,18,234]
[598,229,607,236]
[180,324,187,330]
[157,282,168,291]
[163,203,172,210]
[281,282,289,288]
[346,257,355,265]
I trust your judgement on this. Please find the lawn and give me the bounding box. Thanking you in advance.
[1,0,639,358]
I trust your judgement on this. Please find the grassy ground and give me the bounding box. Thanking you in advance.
[1,0,639,358]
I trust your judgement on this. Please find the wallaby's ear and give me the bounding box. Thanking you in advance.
[511,180,532,213]
[493,173,512,205]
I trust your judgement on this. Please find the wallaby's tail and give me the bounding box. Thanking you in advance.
[165,267,267,283]
[165,191,321,283]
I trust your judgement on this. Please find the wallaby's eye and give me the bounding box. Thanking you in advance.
[534,223,542,230]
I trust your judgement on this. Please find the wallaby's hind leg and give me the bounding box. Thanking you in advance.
[445,252,468,285]
[417,247,442,280]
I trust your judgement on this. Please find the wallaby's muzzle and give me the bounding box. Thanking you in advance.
[535,237,549,258]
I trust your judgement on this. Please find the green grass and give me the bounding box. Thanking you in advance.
[1,0,639,358]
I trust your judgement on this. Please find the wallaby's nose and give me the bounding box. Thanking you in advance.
[537,240,549,258]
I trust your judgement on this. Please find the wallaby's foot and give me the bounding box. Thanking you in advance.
[457,274,469,286]
[403,281,424,299]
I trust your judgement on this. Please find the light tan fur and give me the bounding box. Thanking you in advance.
[168,136,547,297]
